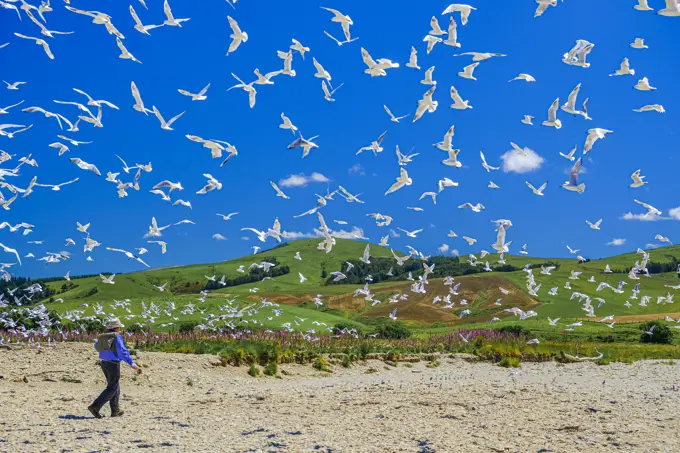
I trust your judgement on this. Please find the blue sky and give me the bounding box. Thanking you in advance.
[0,0,678,278]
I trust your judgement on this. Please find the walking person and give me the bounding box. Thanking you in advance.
[88,319,142,419]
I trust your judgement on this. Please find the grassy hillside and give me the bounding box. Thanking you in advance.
[26,239,680,334]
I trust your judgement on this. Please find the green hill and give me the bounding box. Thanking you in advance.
[20,239,680,333]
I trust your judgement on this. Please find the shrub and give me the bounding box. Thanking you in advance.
[248,363,259,377]
[178,321,199,333]
[494,324,531,337]
[375,321,411,339]
[640,321,673,344]
[499,356,521,368]
[313,357,330,372]
[264,362,278,376]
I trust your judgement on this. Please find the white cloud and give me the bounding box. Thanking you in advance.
[240,236,250,241]
[348,163,366,176]
[669,207,680,220]
[330,227,366,240]
[500,147,544,174]
[212,233,227,241]
[646,243,662,249]
[282,227,367,242]
[282,231,319,240]
[607,238,626,246]
[451,249,460,257]
[278,172,330,188]
[620,212,666,221]
[389,229,400,238]
[438,244,449,254]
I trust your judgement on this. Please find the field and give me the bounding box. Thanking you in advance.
[21,238,680,340]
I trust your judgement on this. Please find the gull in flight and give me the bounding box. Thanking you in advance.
[323,30,358,47]
[584,128,613,154]
[70,158,100,176]
[414,86,438,122]
[630,38,648,49]
[438,177,458,192]
[321,80,343,102]
[178,83,210,101]
[656,234,672,245]
[312,58,332,82]
[420,67,437,86]
[429,16,446,35]
[423,35,442,54]
[659,0,680,16]
[630,169,648,188]
[106,247,149,267]
[279,113,297,134]
[535,0,558,17]
[4,81,26,90]
[562,158,585,194]
[610,58,635,76]
[172,199,191,209]
[287,133,320,158]
[542,98,562,129]
[521,115,534,125]
[384,105,407,123]
[152,180,183,192]
[131,81,152,115]
[509,73,536,83]
[186,135,235,159]
[488,181,499,189]
[197,174,222,194]
[357,131,387,156]
[228,73,257,108]
[459,202,485,213]
[398,228,423,238]
[385,168,412,195]
[24,9,74,38]
[0,242,21,265]
[562,40,595,67]
[526,181,548,196]
[217,212,239,220]
[396,146,419,166]
[548,317,560,326]
[442,149,462,167]
[227,16,248,54]
[360,47,399,77]
[510,142,527,156]
[634,199,662,217]
[57,135,91,147]
[455,51,506,61]
[458,62,479,80]
[148,240,167,254]
[634,104,665,113]
[253,68,281,85]
[163,0,189,26]
[442,4,476,25]
[13,33,54,59]
[560,83,590,120]
[634,77,656,91]
[290,39,310,58]
[270,181,290,200]
[65,6,124,38]
[0,124,32,139]
[443,16,461,47]
[321,7,354,41]
[35,178,79,191]
[586,219,603,230]
[359,244,371,264]
[406,46,420,69]
[100,274,116,284]
[22,106,70,129]
[480,151,499,172]
[566,245,580,255]
[116,37,141,63]
[152,106,184,130]
[449,85,472,110]
[277,50,297,77]
[129,6,162,36]
[634,0,654,11]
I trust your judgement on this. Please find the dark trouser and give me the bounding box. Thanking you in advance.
[92,360,120,412]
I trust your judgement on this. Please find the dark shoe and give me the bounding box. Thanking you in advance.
[88,405,103,419]
[111,410,125,417]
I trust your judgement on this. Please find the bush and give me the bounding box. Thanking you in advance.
[494,325,531,337]
[375,321,411,339]
[313,357,330,372]
[264,362,279,376]
[178,321,199,333]
[640,321,673,344]
[248,363,259,377]
[499,356,521,368]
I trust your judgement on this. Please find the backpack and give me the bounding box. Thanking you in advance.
[95,332,118,353]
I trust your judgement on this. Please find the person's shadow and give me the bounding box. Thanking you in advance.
[59,414,91,420]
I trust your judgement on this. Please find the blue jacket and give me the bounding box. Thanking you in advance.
[95,334,136,367]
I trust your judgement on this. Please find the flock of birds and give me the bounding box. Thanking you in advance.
[0,0,679,342]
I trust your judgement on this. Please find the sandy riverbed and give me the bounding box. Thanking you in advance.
[1,342,679,452]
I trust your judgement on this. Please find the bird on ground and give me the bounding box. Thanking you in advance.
[178,83,210,101]
[227,16,247,54]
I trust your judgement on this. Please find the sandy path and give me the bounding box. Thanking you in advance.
[1,343,680,452]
